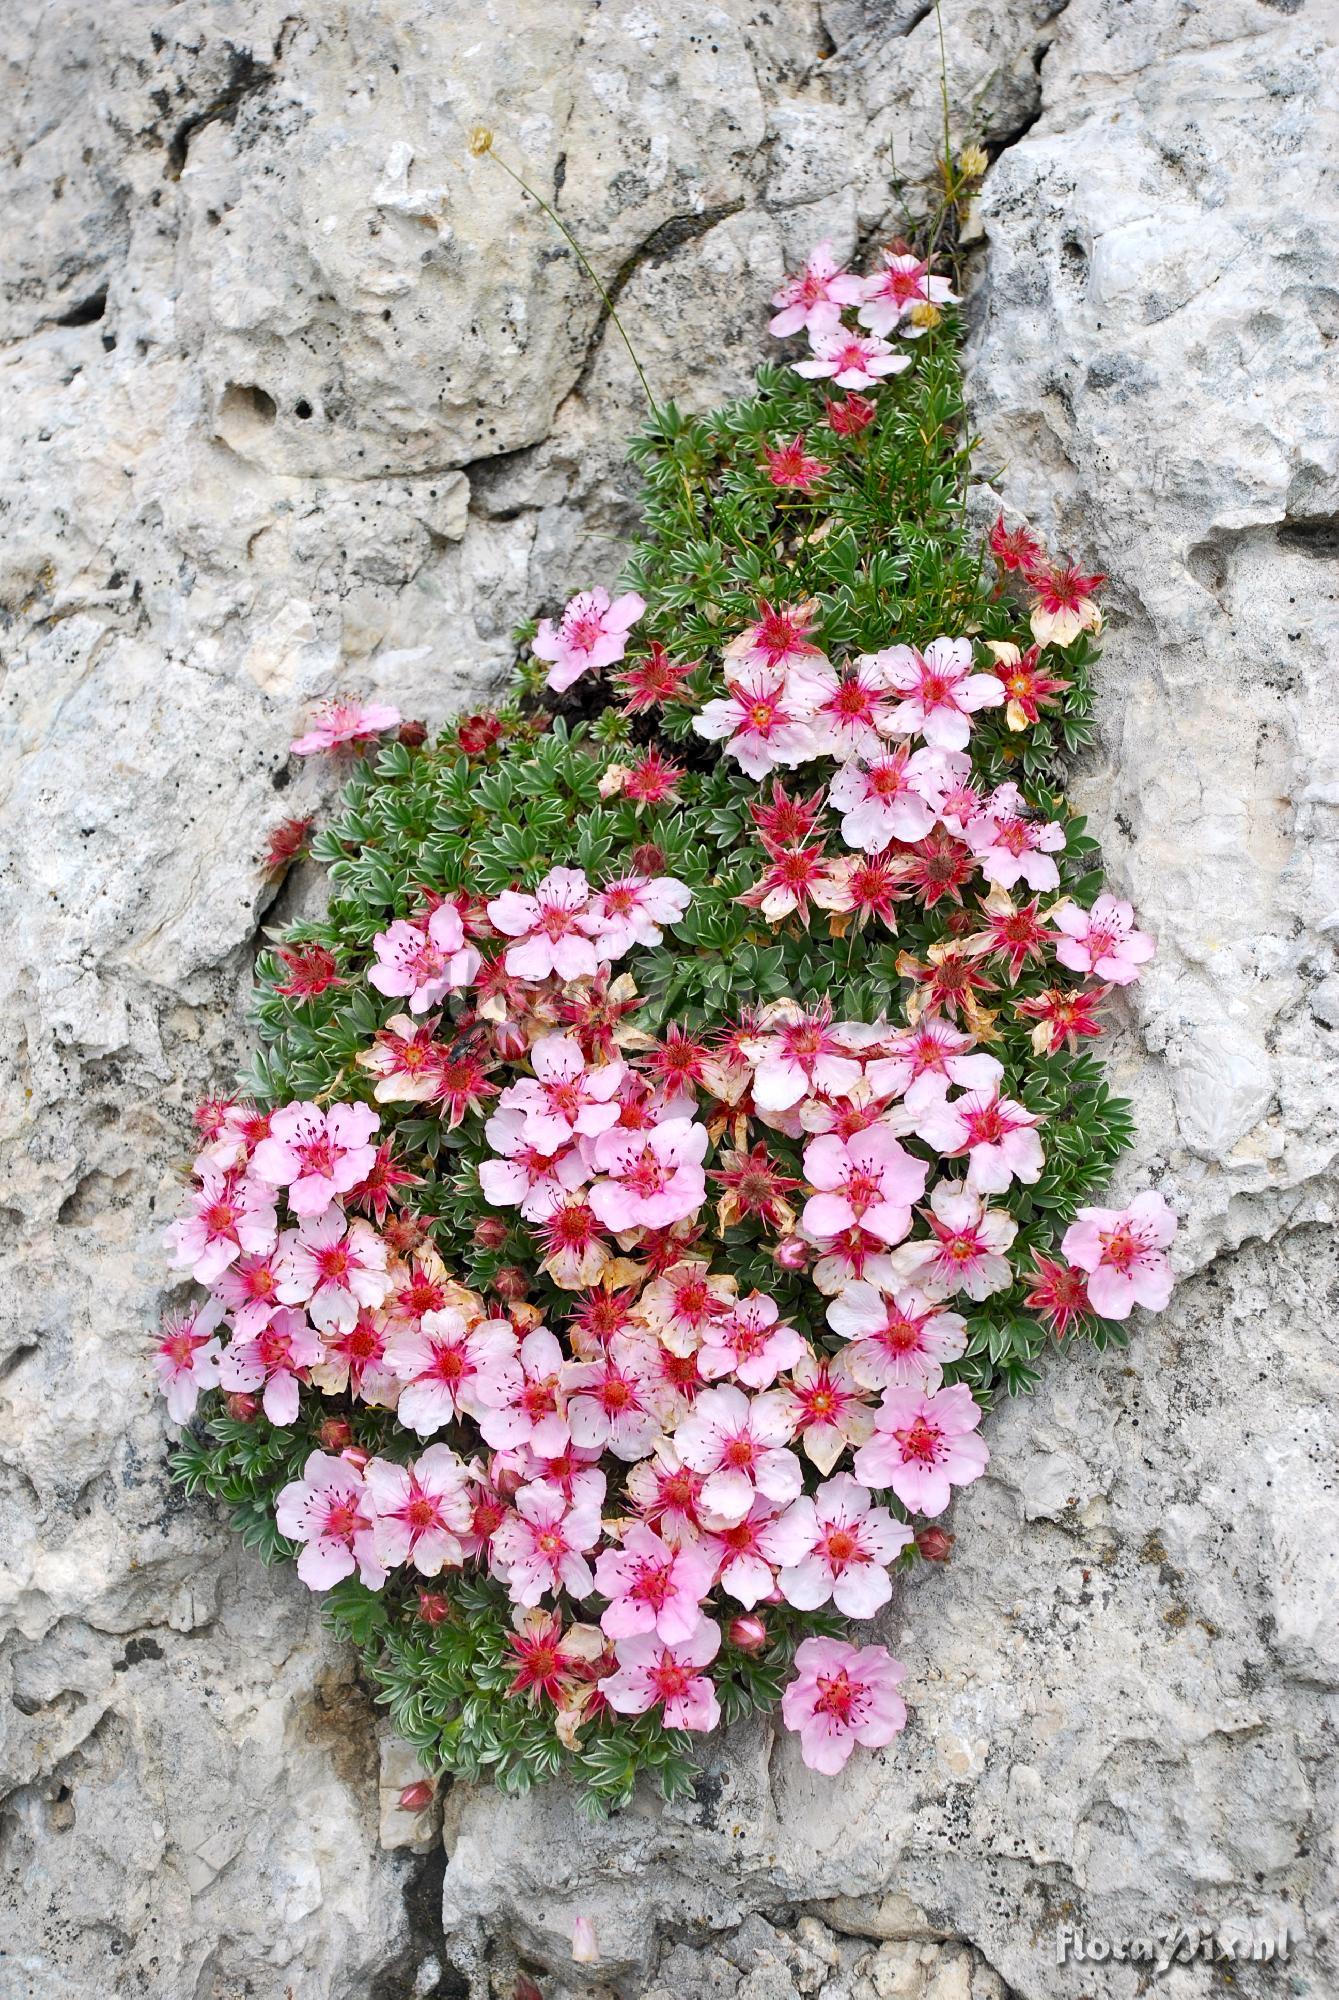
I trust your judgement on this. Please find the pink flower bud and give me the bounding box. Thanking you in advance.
[398,1780,435,1812]
[571,1916,599,1964]
[631,841,666,875]
[761,1584,784,1605]
[772,1234,809,1272]
[340,1445,370,1472]
[494,1020,528,1060]
[473,1216,509,1251]
[494,1461,525,1499]
[397,718,429,749]
[318,1417,354,1451]
[417,1590,450,1625]
[225,1392,259,1421]
[728,1614,768,1654]
[916,1526,955,1563]
[492,1264,529,1302]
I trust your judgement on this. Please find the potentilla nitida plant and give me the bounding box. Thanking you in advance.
[162,181,1175,1813]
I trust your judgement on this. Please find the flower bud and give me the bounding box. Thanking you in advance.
[397,718,428,749]
[494,1461,525,1498]
[571,1916,599,1964]
[631,841,666,876]
[916,1526,955,1563]
[319,1417,354,1452]
[472,1215,509,1252]
[417,1590,450,1625]
[492,1264,529,1302]
[224,1392,259,1421]
[398,1780,435,1813]
[340,1445,371,1472]
[727,1614,768,1654]
[772,1235,809,1273]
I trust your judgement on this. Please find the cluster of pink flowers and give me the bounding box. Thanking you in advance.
[769,239,958,392]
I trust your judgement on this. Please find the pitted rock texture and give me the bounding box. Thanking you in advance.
[2,1,1336,1997]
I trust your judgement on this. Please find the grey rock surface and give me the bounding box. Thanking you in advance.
[2,1,1336,1997]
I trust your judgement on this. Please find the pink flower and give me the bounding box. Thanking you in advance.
[500,1036,627,1152]
[364,1446,473,1574]
[854,1382,989,1516]
[369,904,480,1013]
[210,1245,287,1338]
[478,1106,591,1219]
[793,326,909,391]
[866,1020,1003,1108]
[491,1479,604,1606]
[532,587,646,694]
[698,1291,807,1389]
[290,698,401,756]
[874,637,1004,751]
[477,1326,571,1458]
[637,1259,737,1356]
[725,601,826,677]
[743,1006,864,1112]
[588,875,693,958]
[674,1383,801,1526]
[781,1636,907,1774]
[1053,895,1155,986]
[801,1127,928,1246]
[219,1306,323,1426]
[791,658,898,762]
[764,1474,912,1616]
[912,1086,1045,1193]
[625,1446,706,1545]
[890,1180,1018,1301]
[599,1620,721,1732]
[276,1450,386,1590]
[252,1101,381,1219]
[965,783,1066,892]
[565,1336,662,1460]
[769,1349,876,1474]
[857,251,958,337]
[386,1308,520,1433]
[1029,559,1105,648]
[594,1522,716,1644]
[693,667,820,780]
[276,1210,390,1332]
[588,1117,709,1231]
[768,241,865,336]
[699,1494,784,1605]
[165,1168,278,1286]
[828,746,946,851]
[1061,1191,1176,1319]
[312,1309,398,1405]
[487,867,605,982]
[826,1282,967,1392]
[153,1298,225,1421]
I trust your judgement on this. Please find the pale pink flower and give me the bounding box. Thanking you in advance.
[636,1260,736,1357]
[369,904,480,1013]
[890,1180,1017,1301]
[625,1445,706,1546]
[801,1127,928,1246]
[364,1445,472,1574]
[693,667,820,780]
[165,1168,278,1287]
[588,875,693,958]
[477,1326,571,1458]
[311,1308,399,1405]
[1061,1191,1176,1319]
[866,1020,1003,1108]
[154,1298,225,1421]
[769,1348,876,1474]
[487,867,605,982]
[874,636,1004,750]
[698,1291,807,1389]
[790,658,898,761]
[491,1479,603,1605]
[828,745,945,850]
[858,251,958,337]
[290,698,401,756]
[532,587,646,694]
[386,1308,520,1434]
[251,1101,380,1219]
[965,783,1066,892]
[275,1450,386,1590]
[674,1383,801,1526]
[699,1494,784,1605]
[912,1086,1045,1193]
[743,1006,864,1112]
[219,1306,323,1426]
[478,1106,590,1220]
[826,1283,967,1392]
[854,1382,989,1516]
[781,1636,906,1774]
[599,1620,721,1732]
[764,1473,912,1616]
[210,1244,287,1338]
[565,1335,662,1460]
[725,601,826,677]
[588,1117,709,1231]
[1053,894,1155,986]
[793,326,909,391]
[500,1036,626,1152]
[594,1522,716,1644]
[276,1210,390,1332]
[768,241,865,336]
